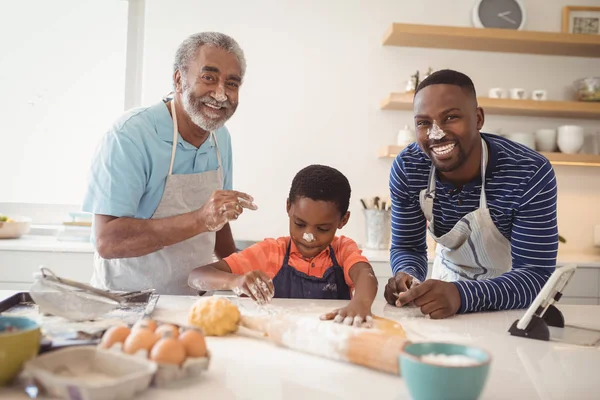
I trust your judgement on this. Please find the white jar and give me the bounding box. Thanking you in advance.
[397,124,415,147]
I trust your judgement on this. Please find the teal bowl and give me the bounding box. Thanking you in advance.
[399,342,491,400]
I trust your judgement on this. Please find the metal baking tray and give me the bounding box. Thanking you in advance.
[0,291,160,353]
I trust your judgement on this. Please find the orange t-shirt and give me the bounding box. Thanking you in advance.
[223,236,369,288]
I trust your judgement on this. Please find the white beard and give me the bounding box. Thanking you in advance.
[181,88,234,132]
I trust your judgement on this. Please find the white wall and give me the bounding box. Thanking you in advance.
[141,0,600,253]
[0,0,128,205]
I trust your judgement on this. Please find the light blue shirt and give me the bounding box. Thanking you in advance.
[82,101,233,226]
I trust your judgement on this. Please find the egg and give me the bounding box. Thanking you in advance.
[132,318,157,332]
[178,329,207,358]
[155,324,179,339]
[100,325,131,349]
[122,327,159,355]
[150,337,186,366]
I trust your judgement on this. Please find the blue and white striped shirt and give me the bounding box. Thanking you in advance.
[389,133,558,313]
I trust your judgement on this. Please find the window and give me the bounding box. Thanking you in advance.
[0,0,129,206]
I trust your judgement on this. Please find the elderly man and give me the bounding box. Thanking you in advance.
[83,32,256,295]
[385,69,558,318]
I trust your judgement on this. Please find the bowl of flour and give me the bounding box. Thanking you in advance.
[399,342,491,400]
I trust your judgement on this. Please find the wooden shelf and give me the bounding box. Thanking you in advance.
[378,145,600,167]
[381,92,600,120]
[382,23,600,58]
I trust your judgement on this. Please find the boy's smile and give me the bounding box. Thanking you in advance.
[287,197,349,259]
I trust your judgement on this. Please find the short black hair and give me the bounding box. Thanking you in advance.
[288,165,351,216]
[415,69,477,99]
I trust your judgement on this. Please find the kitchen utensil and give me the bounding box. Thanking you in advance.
[574,77,600,102]
[29,268,123,321]
[531,89,548,101]
[239,313,409,375]
[509,264,600,346]
[0,291,159,353]
[534,129,557,152]
[23,346,156,400]
[488,88,506,99]
[363,209,391,250]
[557,125,585,154]
[0,316,41,386]
[399,342,491,400]
[0,216,31,239]
[509,88,527,100]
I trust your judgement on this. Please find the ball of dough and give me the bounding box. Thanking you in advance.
[188,297,240,336]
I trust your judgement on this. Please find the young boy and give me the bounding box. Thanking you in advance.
[188,164,378,327]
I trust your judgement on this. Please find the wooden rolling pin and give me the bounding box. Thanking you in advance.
[239,314,409,375]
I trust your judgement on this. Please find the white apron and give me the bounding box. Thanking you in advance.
[91,99,223,295]
[419,138,511,281]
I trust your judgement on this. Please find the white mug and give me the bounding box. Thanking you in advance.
[506,132,536,150]
[534,128,557,152]
[488,88,506,99]
[510,88,527,100]
[557,125,585,154]
[532,89,548,101]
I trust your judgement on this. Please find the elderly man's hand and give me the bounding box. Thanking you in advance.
[198,190,257,231]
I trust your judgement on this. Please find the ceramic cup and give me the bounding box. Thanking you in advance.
[488,88,506,99]
[531,89,548,101]
[535,128,557,152]
[510,88,527,100]
[557,125,585,154]
[506,132,535,150]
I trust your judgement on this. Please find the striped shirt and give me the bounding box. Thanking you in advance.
[389,133,558,313]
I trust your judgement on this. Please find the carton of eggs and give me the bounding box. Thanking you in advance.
[98,319,210,387]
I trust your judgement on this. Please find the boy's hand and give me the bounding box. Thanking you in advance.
[384,272,420,307]
[232,271,274,305]
[319,299,373,328]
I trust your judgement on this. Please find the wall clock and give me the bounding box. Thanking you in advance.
[472,0,526,30]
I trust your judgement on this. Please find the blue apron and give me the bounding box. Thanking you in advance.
[272,240,351,300]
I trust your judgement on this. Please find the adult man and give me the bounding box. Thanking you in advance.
[83,32,256,295]
[384,69,558,318]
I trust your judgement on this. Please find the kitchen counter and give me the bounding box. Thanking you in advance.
[1,291,599,399]
[0,235,94,253]
[361,248,600,267]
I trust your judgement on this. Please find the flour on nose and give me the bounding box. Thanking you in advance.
[427,120,446,140]
[303,232,315,242]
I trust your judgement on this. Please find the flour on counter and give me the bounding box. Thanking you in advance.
[279,317,352,361]
[420,353,480,367]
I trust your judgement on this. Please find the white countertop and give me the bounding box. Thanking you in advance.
[1,291,599,399]
[0,235,94,253]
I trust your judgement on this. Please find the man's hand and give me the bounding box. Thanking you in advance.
[396,279,461,319]
[320,299,373,328]
[231,271,274,305]
[384,272,420,306]
[197,190,258,232]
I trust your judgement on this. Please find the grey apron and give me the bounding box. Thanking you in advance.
[419,138,511,281]
[91,98,223,295]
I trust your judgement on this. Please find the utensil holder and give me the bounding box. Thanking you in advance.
[363,209,391,250]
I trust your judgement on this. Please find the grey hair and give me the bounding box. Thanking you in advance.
[173,32,246,88]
